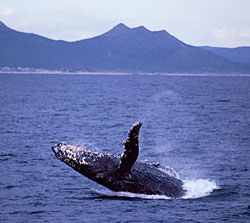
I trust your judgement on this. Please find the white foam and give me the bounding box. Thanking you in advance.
[93,189,171,200]
[182,179,219,199]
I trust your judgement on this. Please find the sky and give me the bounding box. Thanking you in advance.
[0,0,250,47]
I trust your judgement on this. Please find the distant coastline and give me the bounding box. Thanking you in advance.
[0,68,249,77]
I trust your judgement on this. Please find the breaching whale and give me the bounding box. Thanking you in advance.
[52,122,185,198]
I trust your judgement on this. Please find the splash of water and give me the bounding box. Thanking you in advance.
[182,179,219,199]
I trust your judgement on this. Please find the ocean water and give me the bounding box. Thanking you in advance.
[0,73,249,223]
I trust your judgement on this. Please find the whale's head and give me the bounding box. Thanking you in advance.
[52,142,101,169]
[52,142,120,187]
[52,142,87,162]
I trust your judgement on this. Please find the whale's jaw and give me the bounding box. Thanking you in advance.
[52,142,100,168]
[52,142,66,155]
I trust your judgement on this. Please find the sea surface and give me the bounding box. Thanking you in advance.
[0,73,250,223]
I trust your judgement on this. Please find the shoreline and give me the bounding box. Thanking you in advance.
[0,70,250,77]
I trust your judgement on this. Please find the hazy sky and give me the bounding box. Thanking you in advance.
[0,0,250,47]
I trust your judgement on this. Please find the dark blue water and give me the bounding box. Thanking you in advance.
[0,74,250,222]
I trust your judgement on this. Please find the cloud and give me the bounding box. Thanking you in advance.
[0,7,15,16]
[213,27,250,39]
[212,27,250,47]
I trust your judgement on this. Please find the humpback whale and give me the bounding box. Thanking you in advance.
[52,122,185,198]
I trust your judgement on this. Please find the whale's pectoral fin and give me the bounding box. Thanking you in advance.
[116,122,143,176]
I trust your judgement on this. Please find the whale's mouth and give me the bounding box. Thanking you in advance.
[67,145,86,152]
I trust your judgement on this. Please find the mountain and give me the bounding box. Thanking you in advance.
[0,21,249,74]
[201,46,250,64]
[0,21,70,70]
